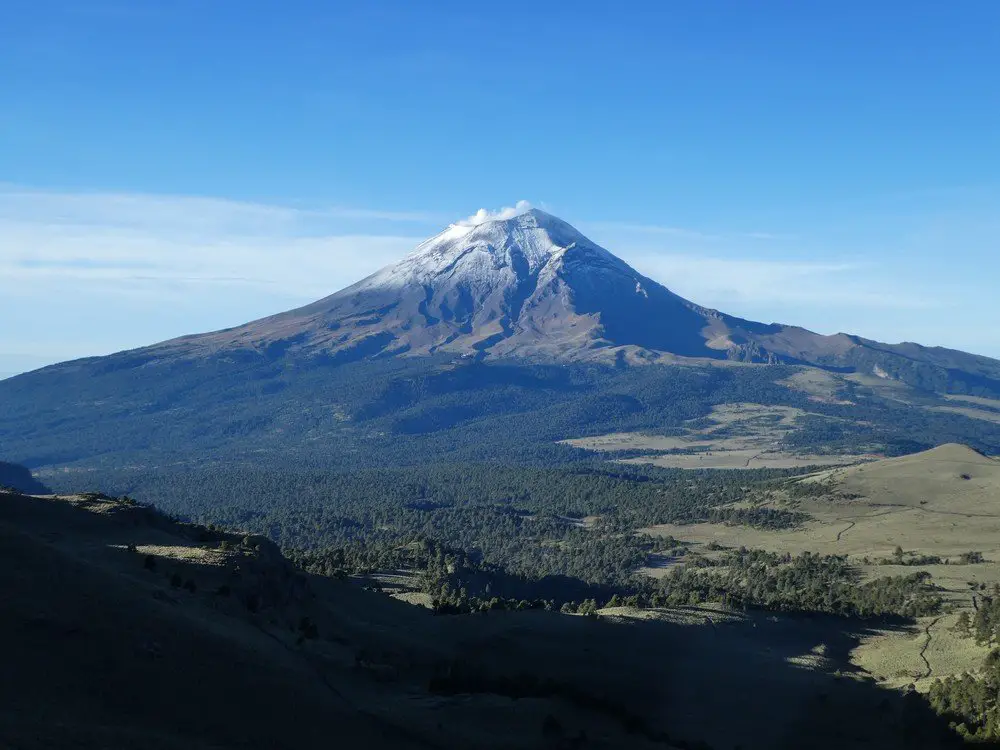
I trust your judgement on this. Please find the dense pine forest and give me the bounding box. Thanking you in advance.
[70,461,939,622]
[7,358,1000,474]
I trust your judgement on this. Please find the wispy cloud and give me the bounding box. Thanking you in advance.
[585,221,720,241]
[584,221,795,243]
[0,188,908,312]
[622,253,933,311]
[0,188,436,372]
[0,187,441,234]
[579,218,936,314]
[0,188,438,299]
[1,222,419,298]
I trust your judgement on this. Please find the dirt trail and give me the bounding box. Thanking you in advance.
[917,508,1000,520]
[918,617,943,680]
[835,521,855,542]
[868,502,1000,520]
[828,507,922,544]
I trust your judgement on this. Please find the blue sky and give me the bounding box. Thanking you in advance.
[2,0,999,376]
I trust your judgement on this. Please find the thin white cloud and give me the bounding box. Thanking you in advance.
[323,206,439,222]
[0,220,418,298]
[623,253,933,311]
[741,231,795,241]
[584,221,794,243]
[586,221,719,241]
[0,188,435,301]
[0,189,433,372]
[0,187,440,235]
[0,188,939,313]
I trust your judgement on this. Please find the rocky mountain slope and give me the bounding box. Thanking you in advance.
[125,207,1000,393]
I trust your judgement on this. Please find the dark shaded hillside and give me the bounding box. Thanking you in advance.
[0,498,405,749]
[0,461,49,494]
[0,488,974,749]
[0,488,674,749]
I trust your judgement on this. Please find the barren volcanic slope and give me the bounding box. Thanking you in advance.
[107,209,1000,388]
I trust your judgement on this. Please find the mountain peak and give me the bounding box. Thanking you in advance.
[113,205,1000,389]
[505,208,589,243]
[357,208,603,294]
[488,206,567,229]
[436,206,588,248]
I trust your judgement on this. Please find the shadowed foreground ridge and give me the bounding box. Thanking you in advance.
[0,487,977,749]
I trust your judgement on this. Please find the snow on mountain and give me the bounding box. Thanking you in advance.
[168,208,705,362]
[355,208,600,292]
[147,207,1000,391]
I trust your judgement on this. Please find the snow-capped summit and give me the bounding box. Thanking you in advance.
[153,207,1000,381]
[357,208,614,292]
[167,207,771,363]
[183,207,719,363]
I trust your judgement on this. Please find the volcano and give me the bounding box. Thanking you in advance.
[4,206,1000,476]
[141,207,1000,384]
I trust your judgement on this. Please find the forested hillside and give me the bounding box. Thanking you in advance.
[6,357,1000,476]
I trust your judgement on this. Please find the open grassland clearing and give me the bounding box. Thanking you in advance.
[943,394,1000,409]
[561,402,873,469]
[852,611,989,691]
[640,444,1000,689]
[623,449,858,470]
[843,371,922,402]
[840,371,1000,426]
[778,368,856,405]
[930,398,1000,425]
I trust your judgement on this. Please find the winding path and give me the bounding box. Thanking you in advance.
[835,521,856,542]
[918,616,943,680]
[867,502,1000,520]
[829,508,918,545]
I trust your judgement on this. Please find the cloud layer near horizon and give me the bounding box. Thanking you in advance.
[0,188,424,298]
[7,189,883,306]
[0,188,981,373]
